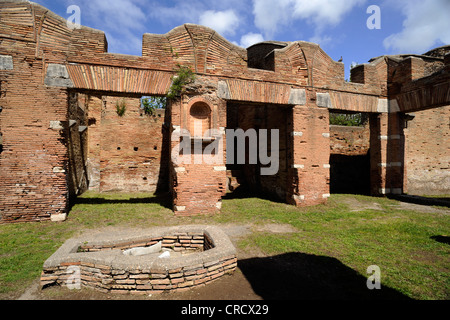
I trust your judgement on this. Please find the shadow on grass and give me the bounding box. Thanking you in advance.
[388,195,450,208]
[222,185,287,204]
[74,192,173,210]
[431,235,450,245]
[238,252,411,300]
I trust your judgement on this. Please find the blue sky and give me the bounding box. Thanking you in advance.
[33,0,450,79]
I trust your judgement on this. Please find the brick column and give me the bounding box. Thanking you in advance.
[370,112,405,196]
[170,95,228,216]
[386,112,405,195]
[370,113,389,195]
[288,105,330,206]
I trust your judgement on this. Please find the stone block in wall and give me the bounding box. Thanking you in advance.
[45,64,74,88]
[0,55,13,70]
[316,93,332,109]
[288,88,306,105]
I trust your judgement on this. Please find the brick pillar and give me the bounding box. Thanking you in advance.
[170,95,228,216]
[370,112,405,196]
[386,112,405,195]
[370,113,389,195]
[288,105,330,206]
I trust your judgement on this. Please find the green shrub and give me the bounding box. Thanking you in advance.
[142,96,167,116]
[167,65,196,99]
[330,113,367,126]
[116,99,127,117]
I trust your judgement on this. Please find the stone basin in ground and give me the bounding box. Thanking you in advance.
[40,225,238,294]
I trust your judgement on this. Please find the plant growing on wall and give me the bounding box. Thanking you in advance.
[116,99,127,117]
[142,96,167,116]
[167,65,196,99]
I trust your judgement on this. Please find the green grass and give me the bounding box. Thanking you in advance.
[0,192,448,300]
[234,195,450,300]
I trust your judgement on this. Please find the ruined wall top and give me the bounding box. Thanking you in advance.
[1,0,448,111]
[0,0,385,95]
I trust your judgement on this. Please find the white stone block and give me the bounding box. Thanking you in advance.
[213,166,227,172]
[51,213,67,222]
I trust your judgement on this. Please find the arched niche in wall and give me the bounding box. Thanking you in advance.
[188,98,212,139]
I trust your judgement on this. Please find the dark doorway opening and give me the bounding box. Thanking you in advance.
[330,154,371,195]
[328,112,371,195]
[225,102,291,203]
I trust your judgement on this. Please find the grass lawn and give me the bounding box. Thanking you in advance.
[0,192,448,300]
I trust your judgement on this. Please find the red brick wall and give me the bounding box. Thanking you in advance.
[0,42,69,223]
[330,125,370,156]
[84,94,168,193]
[170,89,228,215]
[404,106,450,195]
[1,1,449,222]
[289,102,330,206]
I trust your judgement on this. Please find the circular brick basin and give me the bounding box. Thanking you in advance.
[40,225,237,295]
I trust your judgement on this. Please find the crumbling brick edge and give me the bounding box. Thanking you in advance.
[40,225,237,295]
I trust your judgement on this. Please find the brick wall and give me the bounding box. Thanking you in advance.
[1,1,449,222]
[84,93,168,193]
[170,77,228,215]
[289,103,330,206]
[330,125,370,156]
[404,106,450,195]
[0,34,70,223]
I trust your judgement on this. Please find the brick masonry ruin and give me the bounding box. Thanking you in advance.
[0,0,449,223]
[40,225,237,294]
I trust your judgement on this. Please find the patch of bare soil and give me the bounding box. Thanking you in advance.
[395,202,449,215]
[342,197,384,212]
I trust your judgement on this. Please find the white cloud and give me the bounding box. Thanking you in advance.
[198,10,240,36]
[253,0,292,39]
[72,0,147,55]
[309,34,332,47]
[77,0,146,31]
[291,0,366,27]
[240,32,265,48]
[252,0,366,39]
[147,1,202,25]
[383,0,450,53]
